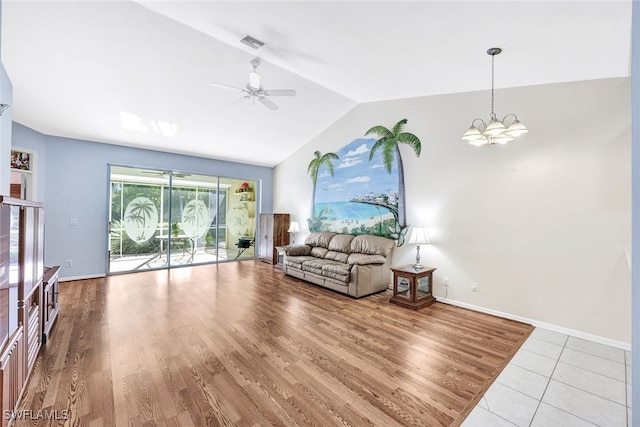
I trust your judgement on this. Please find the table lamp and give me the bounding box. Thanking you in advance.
[407,226,429,270]
[287,221,300,244]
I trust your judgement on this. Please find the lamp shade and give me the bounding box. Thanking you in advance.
[505,120,528,137]
[407,226,429,245]
[484,118,506,136]
[462,125,483,142]
[287,221,300,233]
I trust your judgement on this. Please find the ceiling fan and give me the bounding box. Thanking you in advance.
[209,59,296,110]
[141,171,191,178]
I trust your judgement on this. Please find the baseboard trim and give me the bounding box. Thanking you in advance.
[436,297,631,351]
[60,273,106,282]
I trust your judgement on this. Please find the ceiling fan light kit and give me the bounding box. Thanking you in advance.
[462,47,528,147]
[209,58,296,110]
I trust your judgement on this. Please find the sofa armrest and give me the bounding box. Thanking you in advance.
[347,253,386,266]
[284,244,311,256]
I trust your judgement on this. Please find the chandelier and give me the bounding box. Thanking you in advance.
[462,47,528,146]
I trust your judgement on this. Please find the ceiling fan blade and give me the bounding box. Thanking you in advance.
[230,95,250,106]
[262,89,296,96]
[209,82,247,92]
[141,171,190,178]
[258,96,278,111]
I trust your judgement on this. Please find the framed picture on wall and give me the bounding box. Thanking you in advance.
[10,150,31,171]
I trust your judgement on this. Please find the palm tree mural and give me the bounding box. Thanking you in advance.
[365,118,422,231]
[307,150,339,231]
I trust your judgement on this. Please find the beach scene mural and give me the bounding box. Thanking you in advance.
[308,119,422,246]
[310,138,402,239]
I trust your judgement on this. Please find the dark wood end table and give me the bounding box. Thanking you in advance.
[390,264,436,309]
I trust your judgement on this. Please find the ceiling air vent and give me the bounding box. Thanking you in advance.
[240,35,265,49]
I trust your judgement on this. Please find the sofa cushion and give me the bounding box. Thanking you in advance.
[325,251,349,263]
[324,234,354,263]
[285,255,317,268]
[328,234,355,253]
[347,253,387,266]
[350,234,395,257]
[285,245,311,256]
[322,263,350,282]
[310,247,329,258]
[301,258,342,275]
[304,232,336,249]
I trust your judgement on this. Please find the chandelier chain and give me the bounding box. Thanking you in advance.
[490,53,495,117]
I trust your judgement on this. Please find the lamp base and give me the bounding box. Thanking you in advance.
[413,245,424,270]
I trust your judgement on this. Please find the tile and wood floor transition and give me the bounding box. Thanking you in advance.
[462,328,632,426]
[15,261,533,426]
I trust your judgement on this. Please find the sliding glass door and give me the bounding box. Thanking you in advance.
[108,166,257,274]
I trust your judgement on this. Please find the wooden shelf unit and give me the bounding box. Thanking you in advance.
[0,196,47,420]
[258,214,290,265]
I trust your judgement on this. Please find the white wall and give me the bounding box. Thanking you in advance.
[0,62,11,195]
[274,77,631,345]
[630,0,639,421]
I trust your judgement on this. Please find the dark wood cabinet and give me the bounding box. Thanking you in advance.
[258,214,290,264]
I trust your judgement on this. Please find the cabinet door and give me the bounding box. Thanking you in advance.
[258,214,273,263]
[0,205,9,349]
[273,214,290,248]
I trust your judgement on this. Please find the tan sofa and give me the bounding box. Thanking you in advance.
[282,232,395,298]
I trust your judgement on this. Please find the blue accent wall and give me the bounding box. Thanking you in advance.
[12,122,274,279]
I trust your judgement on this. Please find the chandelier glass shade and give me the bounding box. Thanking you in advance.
[463,48,528,146]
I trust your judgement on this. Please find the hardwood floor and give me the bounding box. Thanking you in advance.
[15,261,532,426]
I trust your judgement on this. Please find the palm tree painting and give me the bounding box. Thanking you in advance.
[123,197,159,243]
[365,118,422,244]
[310,119,421,245]
[307,150,339,232]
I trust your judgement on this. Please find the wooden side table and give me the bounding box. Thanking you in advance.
[274,246,287,269]
[390,265,436,309]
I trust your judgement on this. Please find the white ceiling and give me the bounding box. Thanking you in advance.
[1,1,632,167]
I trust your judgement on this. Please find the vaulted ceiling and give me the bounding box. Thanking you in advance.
[1,1,632,167]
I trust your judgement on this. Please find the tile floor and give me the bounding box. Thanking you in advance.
[462,328,631,426]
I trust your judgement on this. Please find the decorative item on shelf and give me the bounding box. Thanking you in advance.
[462,47,528,147]
[171,222,180,237]
[407,225,429,270]
[287,221,300,244]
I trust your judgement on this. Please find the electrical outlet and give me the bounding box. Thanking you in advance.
[65,259,72,268]
[471,281,478,292]
[443,277,449,286]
